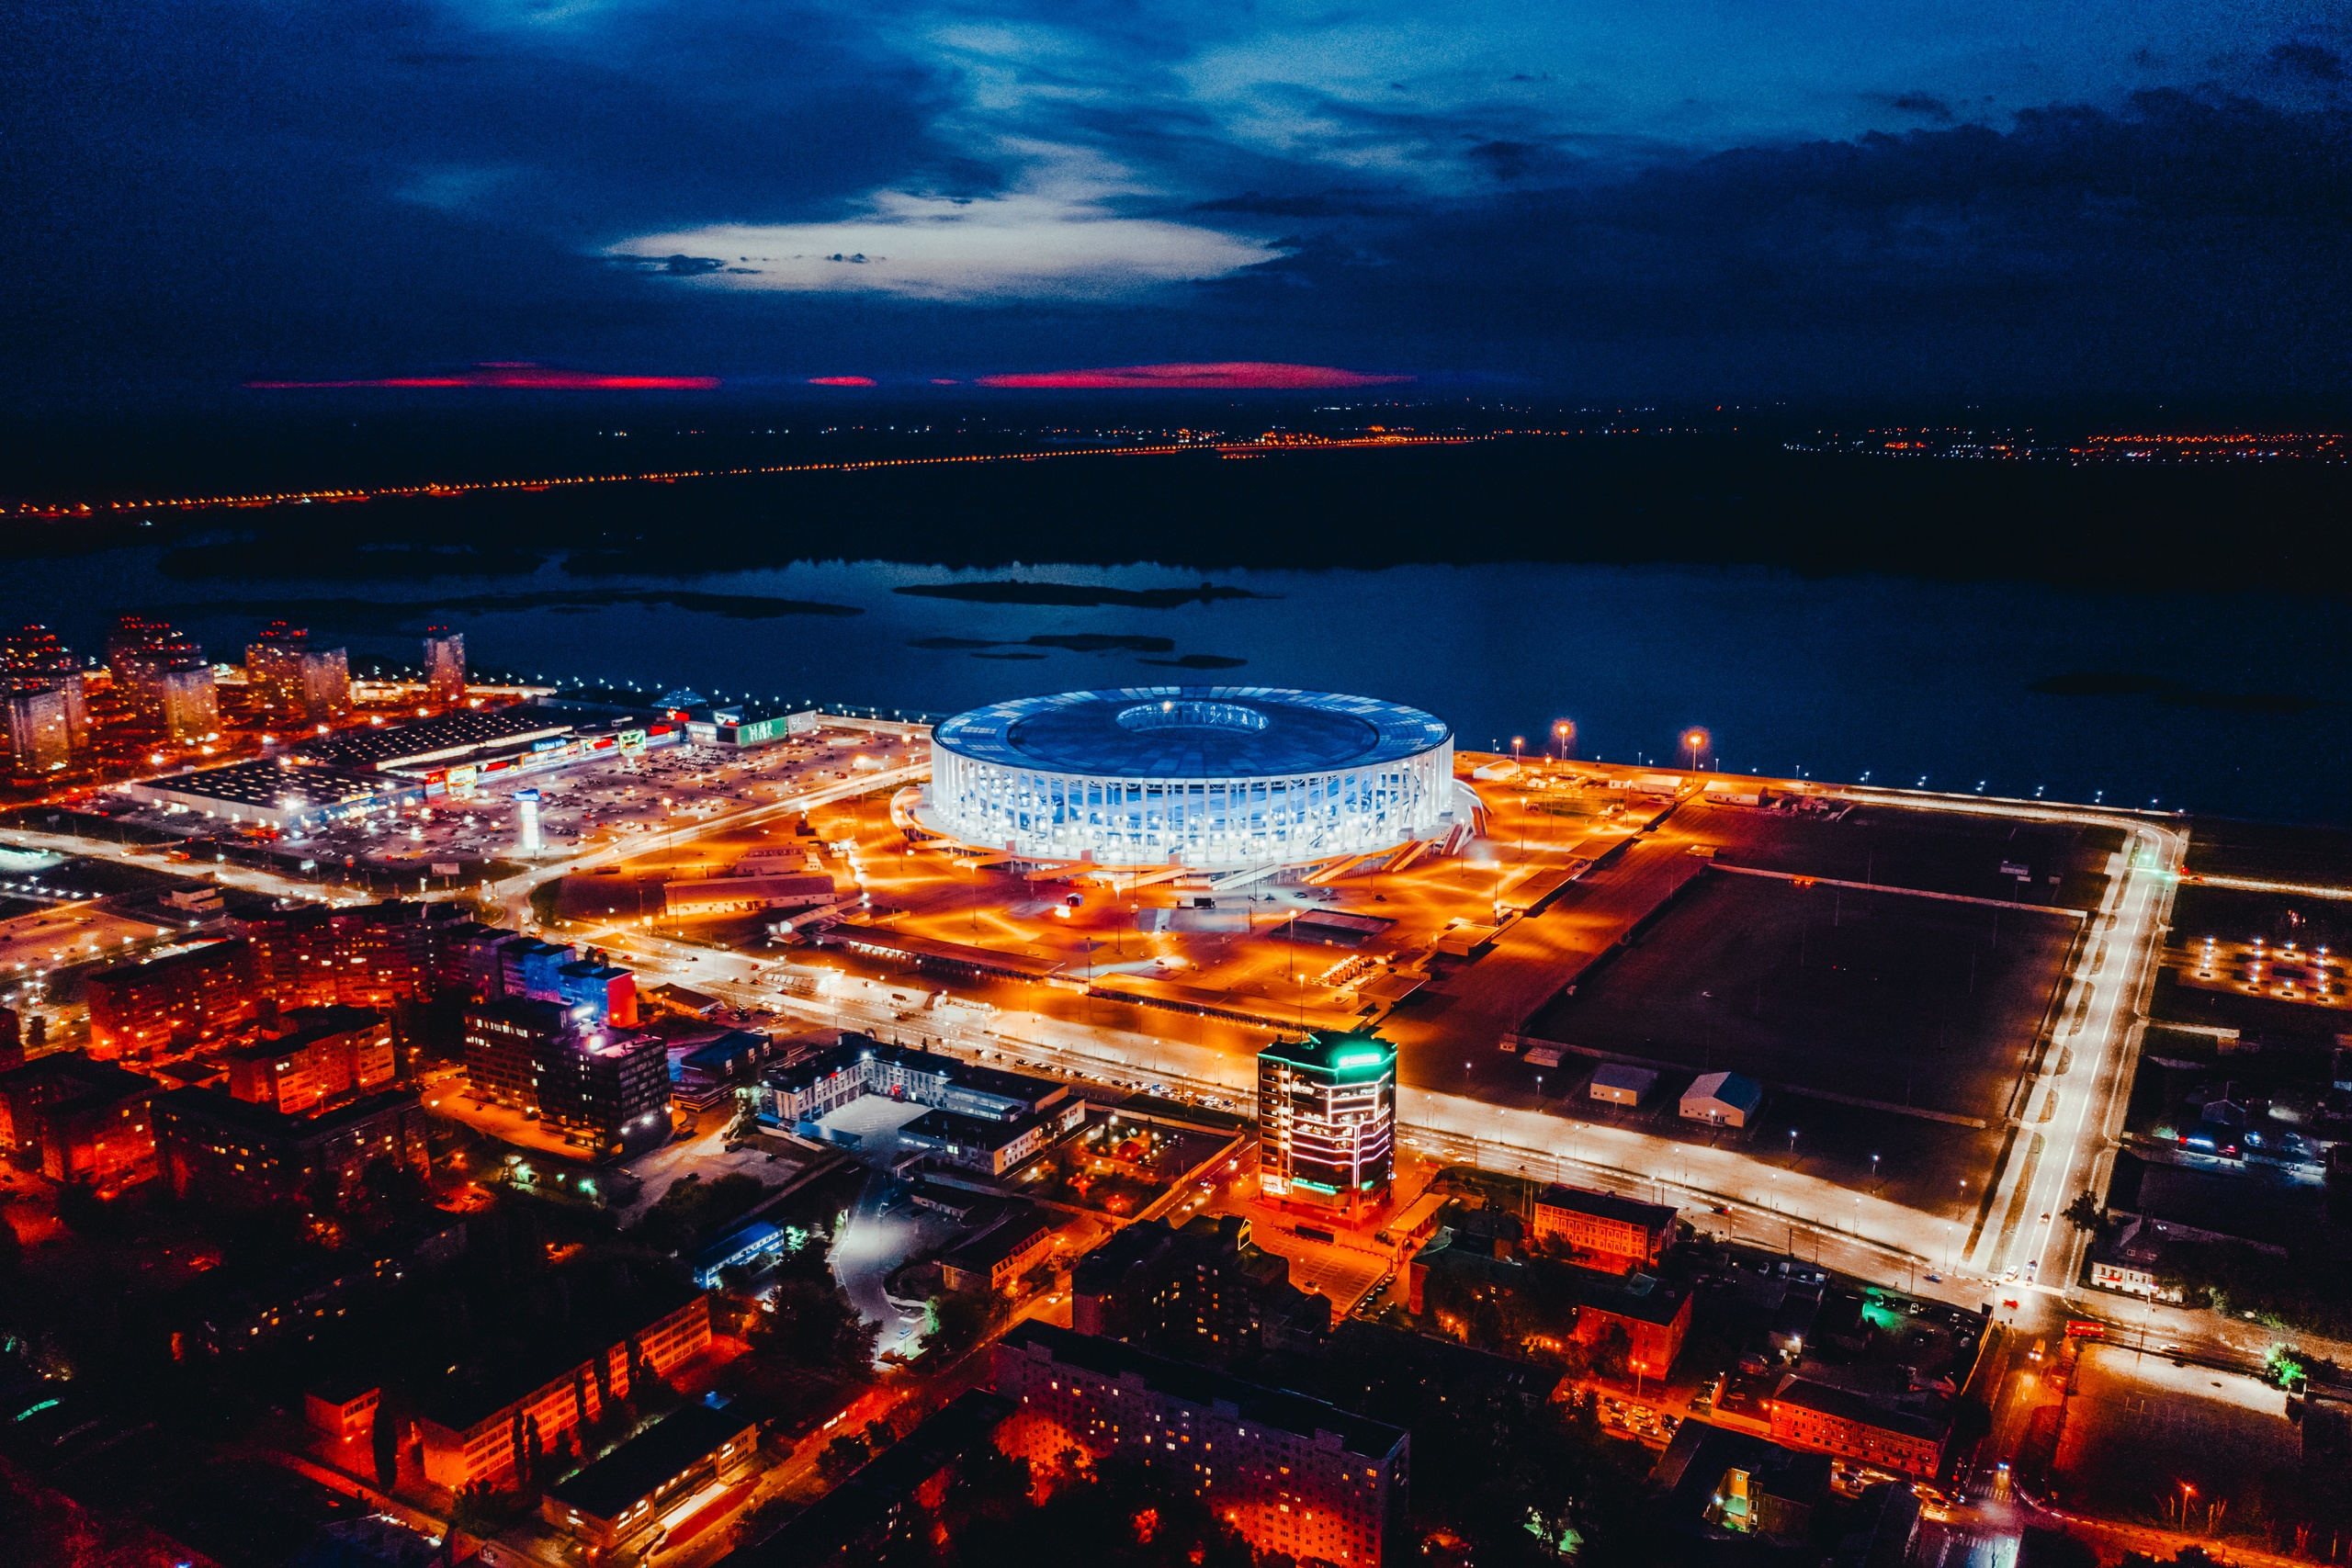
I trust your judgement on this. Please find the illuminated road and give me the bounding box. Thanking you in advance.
[1826,792,2186,1304]
[4,754,931,928]
[482,756,931,921]
[11,761,2184,1330]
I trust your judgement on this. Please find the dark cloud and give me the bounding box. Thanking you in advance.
[1205,89,2352,398]
[2267,41,2346,82]
[1889,93,1955,120]
[1465,140,1546,180]
[2,0,2346,408]
[1190,191,1401,217]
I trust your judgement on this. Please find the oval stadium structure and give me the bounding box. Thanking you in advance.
[924,687,1454,868]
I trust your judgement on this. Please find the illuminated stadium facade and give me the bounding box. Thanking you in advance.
[924,687,1453,869]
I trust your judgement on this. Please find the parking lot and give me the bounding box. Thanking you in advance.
[99,719,925,883]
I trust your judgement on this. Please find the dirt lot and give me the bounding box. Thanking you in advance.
[1523,870,2077,1127]
[2054,1343,2301,1533]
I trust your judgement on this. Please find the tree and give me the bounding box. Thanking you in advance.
[817,1432,871,1481]
[922,1289,1006,1359]
[1588,1322,1634,1384]
[760,1275,879,1371]
[2060,1190,2103,1233]
[371,1401,399,1491]
[447,1483,520,1540]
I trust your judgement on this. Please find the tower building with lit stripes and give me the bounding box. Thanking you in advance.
[1256,1032,1396,1214]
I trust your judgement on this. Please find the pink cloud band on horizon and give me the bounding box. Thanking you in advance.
[808,376,877,386]
[977,361,1414,389]
[246,363,719,390]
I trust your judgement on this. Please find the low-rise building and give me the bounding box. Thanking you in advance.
[760,1033,1071,1136]
[1531,1184,1677,1273]
[899,1101,1084,1176]
[671,1030,783,1112]
[1070,1213,1316,1365]
[541,1403,760,1551]
[1680,1071,1764,1128]
[413,1290,712,1490]
[304,1376,382,1444]
[662,870,838,918]
[1587,1063,1657,1106]
[992,1322,1408,1567]
[1408,1218,1691,1379]
[183,1218,468,1353]
[1766,1374,1951,1480]
[938,1205,1059,1294]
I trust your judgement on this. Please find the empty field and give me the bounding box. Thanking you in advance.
[1521,870,2078,1125]
[1679,800,2120,912]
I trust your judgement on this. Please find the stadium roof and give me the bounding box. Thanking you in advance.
[933,687,1450,777]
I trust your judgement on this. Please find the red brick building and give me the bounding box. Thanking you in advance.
[1532,1184,1677,1273]
[1766,1375,1950,1479]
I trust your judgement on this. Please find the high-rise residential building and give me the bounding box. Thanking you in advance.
[156,665,220,740]
[225,1004,396,1114]
[1070,1212,1329,1365]
[6,685,72,774]
[423,628,466,706]
[246,624,350,724]
[0,1051,160,1189]
[84,939,256,1058]
[2,625,88,750]
[461,998,671,1156]
[153,1085,433,1210]
[1257,1032,1396,1214]
[246,622,310,712]
[299,645,351,723]
[993,1322,1409,1567]
[110,615,216,739]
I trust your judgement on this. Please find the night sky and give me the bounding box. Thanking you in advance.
[7,1,2350,404]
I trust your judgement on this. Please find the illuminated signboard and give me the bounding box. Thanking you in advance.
[733,716,793,747]
[616,728,647,750]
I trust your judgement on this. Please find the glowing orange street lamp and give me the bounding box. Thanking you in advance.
[1511,735,1523,763]
[1554,719,1575,761]
[1684,728,1709,774]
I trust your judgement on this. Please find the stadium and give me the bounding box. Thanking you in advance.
[922,686,1454,869]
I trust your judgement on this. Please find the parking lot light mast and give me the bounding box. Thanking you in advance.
[1684,728,1709,775]
[1553,719,1574,762]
